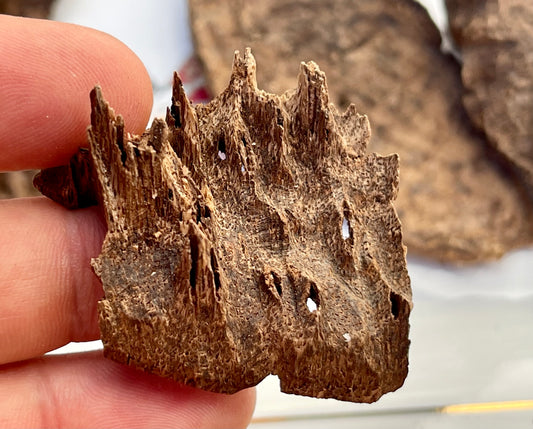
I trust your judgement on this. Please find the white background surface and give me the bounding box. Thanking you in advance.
[48,1,533,427]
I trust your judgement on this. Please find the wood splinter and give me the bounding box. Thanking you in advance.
[35,49,412,403]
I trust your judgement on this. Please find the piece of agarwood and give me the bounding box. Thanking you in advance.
[36,50,411,402]
[189,0,533,262]
[32,149,96,208]
[446,0,533,200]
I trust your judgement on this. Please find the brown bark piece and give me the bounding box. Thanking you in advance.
[446,0,533,198]
[36,50,411,403]
[32,149,97,208]
[189,0,533,263]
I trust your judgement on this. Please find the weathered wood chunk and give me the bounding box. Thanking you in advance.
[36,50,411,402]
[447,0,533,199]
[190,0,533,262]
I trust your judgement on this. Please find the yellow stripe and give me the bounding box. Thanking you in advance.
[441,400,533,414]
[250,400,533,424]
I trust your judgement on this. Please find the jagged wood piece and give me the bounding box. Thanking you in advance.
[36,50,411,403]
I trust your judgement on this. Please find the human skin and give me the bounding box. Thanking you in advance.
[0,14,256,428]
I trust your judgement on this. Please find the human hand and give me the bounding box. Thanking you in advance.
[0,14,255,428]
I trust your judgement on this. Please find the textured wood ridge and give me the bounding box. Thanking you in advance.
[36,50,411,402]
[190,0,533,263]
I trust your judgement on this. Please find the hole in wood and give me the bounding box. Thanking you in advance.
[272,272,282,297]
[196,201,202,223]
[218,136,226,160]
[342,217,350,240]
[170,104,181,127]
[389,291,402,319]
[189,235,199,295]
[276,109,284,127]
[211,249,221,292]
[116,126,127,166]
[194,202,211,223]
[306,282,320,312]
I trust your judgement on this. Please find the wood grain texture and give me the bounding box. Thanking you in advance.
[36,50,411,402]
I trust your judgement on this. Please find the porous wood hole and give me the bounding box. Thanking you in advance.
[389,291,402,319]
[210,248,222,293]
[306,282,320,312]
[217,135,226,160]
[189,235,199,296]
[170,104,181,127]
[272,271,282,297]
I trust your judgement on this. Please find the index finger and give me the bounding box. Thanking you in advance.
[0,14,153,171]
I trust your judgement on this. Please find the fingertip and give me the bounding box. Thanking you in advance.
[0,198,105,364]
[0,15,153,170]
[99,359,258,429]
[0,352,257,428]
